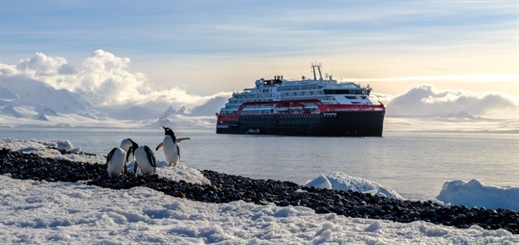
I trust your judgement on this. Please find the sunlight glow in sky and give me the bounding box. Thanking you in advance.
[1,1,517,96]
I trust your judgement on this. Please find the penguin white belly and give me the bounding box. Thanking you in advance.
[135,146,156,175]
[163,136,179,165]
[107,147,126,178]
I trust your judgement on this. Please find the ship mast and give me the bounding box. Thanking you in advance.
[311,62,323,81]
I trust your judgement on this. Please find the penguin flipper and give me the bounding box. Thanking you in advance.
[106,147,117,165]
[177,137,190,143]
[155,142,164,151]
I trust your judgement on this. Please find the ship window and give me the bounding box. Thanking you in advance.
[345,96,357,100]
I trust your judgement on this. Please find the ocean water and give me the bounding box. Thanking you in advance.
[1,127,517,200]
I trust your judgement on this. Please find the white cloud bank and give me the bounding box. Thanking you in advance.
[1,50,229,109]
[379,85,519,119]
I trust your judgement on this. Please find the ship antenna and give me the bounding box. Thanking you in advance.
[311,62,323,80]
[312,63,317,80]
[317,63,323,80]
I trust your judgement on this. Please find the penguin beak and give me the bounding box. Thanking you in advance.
[162,126,166,130]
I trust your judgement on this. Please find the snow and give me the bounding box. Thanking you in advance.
[436,179,519,211]
[0,138,104,163]
[304,172,403,199]
[0,138,518,244]
[159,105,177,119]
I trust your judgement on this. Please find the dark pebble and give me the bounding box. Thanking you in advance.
[1,147,518,234]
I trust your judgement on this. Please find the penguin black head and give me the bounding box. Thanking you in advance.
[162,126,175,137]
[126,138,139,155]
[131,141,139,153]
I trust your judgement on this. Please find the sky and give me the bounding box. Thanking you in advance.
[0,138,517,244]
[1,1,517,98]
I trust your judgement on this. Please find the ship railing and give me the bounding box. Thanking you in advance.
[231,98,384,117]
[327,107,385,112]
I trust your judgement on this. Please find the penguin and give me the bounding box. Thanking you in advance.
[106,147,127,178]
[119,138,138,173]
[134,145,157,176]
[156,126,190,166]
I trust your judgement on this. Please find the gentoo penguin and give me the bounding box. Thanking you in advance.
[156,126,190,166]
[134,145,157,176]
[106,147,127,178]
[119,138,138,173]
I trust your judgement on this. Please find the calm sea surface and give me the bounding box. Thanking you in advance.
[1,127,518,200]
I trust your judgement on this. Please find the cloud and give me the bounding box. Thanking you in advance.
[0,50,230,109]
[0,64,19,76]
[2,51,517,120]
[386,84,519,119]
[16,52,70,77]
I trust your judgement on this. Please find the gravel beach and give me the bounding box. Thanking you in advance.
[1,148,518,235]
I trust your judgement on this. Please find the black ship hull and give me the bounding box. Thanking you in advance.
[216,111,385,137]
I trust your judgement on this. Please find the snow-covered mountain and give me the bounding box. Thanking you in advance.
[1,76,92,117]
[145,105,216,129]
[110,105,163,121]
[189,97,228,116]
[0,74,225,128]
[450,111,475,119]
[159,106,177,120]
[177,106,191,115]
[0,76,103,126]
[1,73,518,132]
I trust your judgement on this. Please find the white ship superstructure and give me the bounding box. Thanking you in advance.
[219,63,375,116]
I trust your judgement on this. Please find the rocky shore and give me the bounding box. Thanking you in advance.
[1,148,518,234]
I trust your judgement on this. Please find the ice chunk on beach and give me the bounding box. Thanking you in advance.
[304,172,403,199]
[436,179,519,211]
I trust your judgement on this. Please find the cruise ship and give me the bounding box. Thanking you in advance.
[215,63,385,136]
